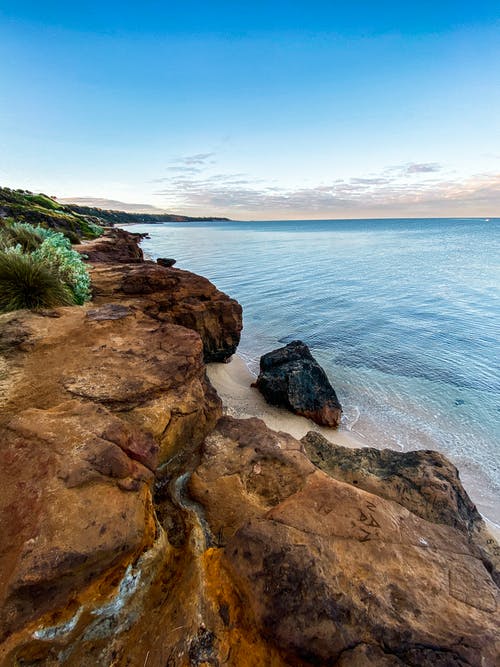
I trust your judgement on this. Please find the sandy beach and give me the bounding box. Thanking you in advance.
[207,354,500,542]
[207,354,366,447]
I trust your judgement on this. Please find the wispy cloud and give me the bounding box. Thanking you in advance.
[406,162,442,174]
[385,162,443,176]
[152,166,500,218]
[175,152,215,166]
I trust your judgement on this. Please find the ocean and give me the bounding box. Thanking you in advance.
[131,218,500,524]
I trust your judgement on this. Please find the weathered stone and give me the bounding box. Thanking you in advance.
[156,257,176,267]
[302,430,500,586]
[0,401,157,644]
[74,227,145,263]
[90,261,243,362]
[0,301,223,665]
[0,306,221,464]
[254,340,342,426]
[190,417,500,666]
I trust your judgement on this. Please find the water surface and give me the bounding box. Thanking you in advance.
[132,218,500,522]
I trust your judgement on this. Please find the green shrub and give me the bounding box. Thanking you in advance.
[0,221,45,252]
[0,251,75,312]
[33,229,91,304]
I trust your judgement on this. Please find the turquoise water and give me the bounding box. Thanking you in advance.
[132,218,500,522]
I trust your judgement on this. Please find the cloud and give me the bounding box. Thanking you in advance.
[384,162,443,178]
[406,162,442,174]
[152,167,500,219]
[175,152,215,166]
[385,162,442,177]
[59,197,166,213]
[151,152,217,182]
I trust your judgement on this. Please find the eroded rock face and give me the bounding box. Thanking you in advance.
[0,401,157,643]
[190,417,500,666]
[74,227,145,264]
[0,306,220,463]
[302,431,500,586]
[0,301,222,664]
[254,340,342,426]
[90,262,243,362]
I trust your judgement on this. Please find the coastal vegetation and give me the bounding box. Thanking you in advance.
[0,251,75,312]
[0,222,91,312]
[0,188,99,312]
[0,187,104,241]
[66,203,231,225]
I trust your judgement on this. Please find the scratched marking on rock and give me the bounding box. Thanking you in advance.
[356,501,381,542]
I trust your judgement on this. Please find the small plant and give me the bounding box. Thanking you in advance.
[0,251,75,312]
[33,229,91,304]
[0,221,45,252]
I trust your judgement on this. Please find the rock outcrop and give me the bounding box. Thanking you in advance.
[74,227,145,263]
[302,431,500,586]
[89,261,242,362]
[156,257,176,267]
[190,417,500,666]
[75,230,243,363]
[253,340,342,427]
[0,229,498,666]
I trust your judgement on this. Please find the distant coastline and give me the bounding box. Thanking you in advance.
[66,203,231,225]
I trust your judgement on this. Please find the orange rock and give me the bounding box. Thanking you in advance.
[191,417,500,666]
[89,261,242,362]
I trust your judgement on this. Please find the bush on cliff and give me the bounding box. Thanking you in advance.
[0,250,75,312]
[0,221,45,252]
[33,228,91,304]
[0,222,91,311]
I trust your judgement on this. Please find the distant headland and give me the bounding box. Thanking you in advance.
[0,187,230,230]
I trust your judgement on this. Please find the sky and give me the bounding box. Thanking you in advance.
[1,1,499,219]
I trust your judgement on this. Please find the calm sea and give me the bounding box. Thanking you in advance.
[131,218,500,523]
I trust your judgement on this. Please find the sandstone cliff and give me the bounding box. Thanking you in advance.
[0,230,498,666]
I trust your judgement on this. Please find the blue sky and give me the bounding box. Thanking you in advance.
[1,1,499,218]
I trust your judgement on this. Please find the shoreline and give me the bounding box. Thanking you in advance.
[207,354,366,448]
[207,353,500,542]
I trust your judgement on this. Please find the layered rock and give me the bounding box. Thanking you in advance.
[0,305,220,464]
[302,431,500,586]
[190,417,500,666]
[0,276,226,663]
[0,228,499,666]
[74,227,145,264]
[253,340,342,426]
[89,261,243,362]
[0,401,158,645]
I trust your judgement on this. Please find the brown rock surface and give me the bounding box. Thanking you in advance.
[0,305,220,463]
[74,227,145,264]
[190,417,500,666]
[0,401,157,643]
[0,300,222,664]
[1,228,499,666]
[89,260,243,362]
[301,430,500,586]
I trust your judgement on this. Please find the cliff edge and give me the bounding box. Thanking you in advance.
[0,229,498,666]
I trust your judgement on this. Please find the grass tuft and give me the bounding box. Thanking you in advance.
[0,222,45,252]
[0,251,75,312]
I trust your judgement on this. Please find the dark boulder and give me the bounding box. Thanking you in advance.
[157,257,176,267]
[253,340,342,427]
